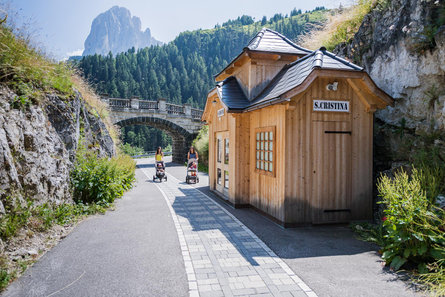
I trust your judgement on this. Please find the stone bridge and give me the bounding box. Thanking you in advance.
[102,96,203,163]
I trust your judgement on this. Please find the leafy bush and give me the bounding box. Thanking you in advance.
[71,148,135,204]
[120,143,145,156]
[378,169,445,271]
[192,125,209,170]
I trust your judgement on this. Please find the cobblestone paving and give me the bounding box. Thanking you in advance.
[143,168,317,297]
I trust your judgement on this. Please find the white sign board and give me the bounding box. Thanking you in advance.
[217,108,225,117]
[313,100,349,112]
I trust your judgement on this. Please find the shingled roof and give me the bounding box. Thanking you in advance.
[246,28,311,55]
[215,28,310,80]
[249,47,363,108]
[216,76,250,111]
[216,47,365,111]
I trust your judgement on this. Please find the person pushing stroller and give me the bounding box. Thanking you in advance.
[186,146,199,184]
[153,147,167,182]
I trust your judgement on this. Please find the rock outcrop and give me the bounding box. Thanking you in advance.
[334,0,445,132]
[83,6,163,56]
[0,87,115,211]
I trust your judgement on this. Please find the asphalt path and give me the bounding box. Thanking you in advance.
[3,156,420,297]
[2,160,188,297]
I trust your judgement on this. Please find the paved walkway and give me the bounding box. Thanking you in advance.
[3,157,420,297]
[140,166,316,297]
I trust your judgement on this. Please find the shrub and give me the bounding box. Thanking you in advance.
[120,143,145,156]
[378,169,445,271]
[71,147,135,204]
[192,125,209,171]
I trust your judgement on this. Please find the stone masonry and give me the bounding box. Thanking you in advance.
[104,97,203,163]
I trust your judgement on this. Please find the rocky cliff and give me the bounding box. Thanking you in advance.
[0,87,115,212]
[334,0,445,133]
[83,6,163,56]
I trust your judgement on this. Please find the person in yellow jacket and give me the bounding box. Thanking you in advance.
[155,147,164,169]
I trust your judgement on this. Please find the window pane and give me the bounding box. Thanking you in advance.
[260,161,264,170]
[269,163,273,172]
[265,153,268,161]
[216,138,221,162]
[217,169,221,184]
[256,161,259,169]
[264,162,268,171]
[260,151,263,160]
[224,171,229,189]
[265,132,268,140]
[224,139,229,164]
[261,132,264,140]
[256,141,259,150]
[261,142,264,150]
[269,132,273,140]
[264,142,268,151]
[269,141,273,149]
[256,133,260,140]
[256,151,259,160]
[270,152,273,161]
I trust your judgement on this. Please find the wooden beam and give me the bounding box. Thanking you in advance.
[225,65,236,75]
[346,78,372,112]
[361,74,394,106]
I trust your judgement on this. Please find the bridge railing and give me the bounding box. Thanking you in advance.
[166,103,184,115]
[109,98,131,108]
[102,96,203,121]
[191,108,202,120]
[139,100,158,110]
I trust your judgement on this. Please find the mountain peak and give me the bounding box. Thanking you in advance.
[82,6,162,56]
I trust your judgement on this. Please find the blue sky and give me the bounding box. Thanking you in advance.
[6,0,345,60]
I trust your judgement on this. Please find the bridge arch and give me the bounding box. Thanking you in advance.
[116,116,196,163]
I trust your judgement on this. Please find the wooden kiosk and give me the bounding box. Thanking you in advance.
[202,29,393,226]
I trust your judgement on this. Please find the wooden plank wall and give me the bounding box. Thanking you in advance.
[231,114,251,205]
[233,59,289,100]
[249,104,287,222]
[351,88,373,221]
[249,60,289,100]
[284,77,373,224]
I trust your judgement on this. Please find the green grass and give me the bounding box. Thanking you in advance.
[0,24,75,105]
[323,0,375,51]
[0,198,110,242]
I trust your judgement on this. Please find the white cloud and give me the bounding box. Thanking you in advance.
[66,49,83,57]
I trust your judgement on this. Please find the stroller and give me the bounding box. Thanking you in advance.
[186,158,199,184]
[153,161,167,182]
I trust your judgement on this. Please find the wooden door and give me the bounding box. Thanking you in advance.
[312,121,352,223]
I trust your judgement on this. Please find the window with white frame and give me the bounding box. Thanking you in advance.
[255,128,274,174]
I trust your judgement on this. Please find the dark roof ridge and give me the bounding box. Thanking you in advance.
[319,47,363,71]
